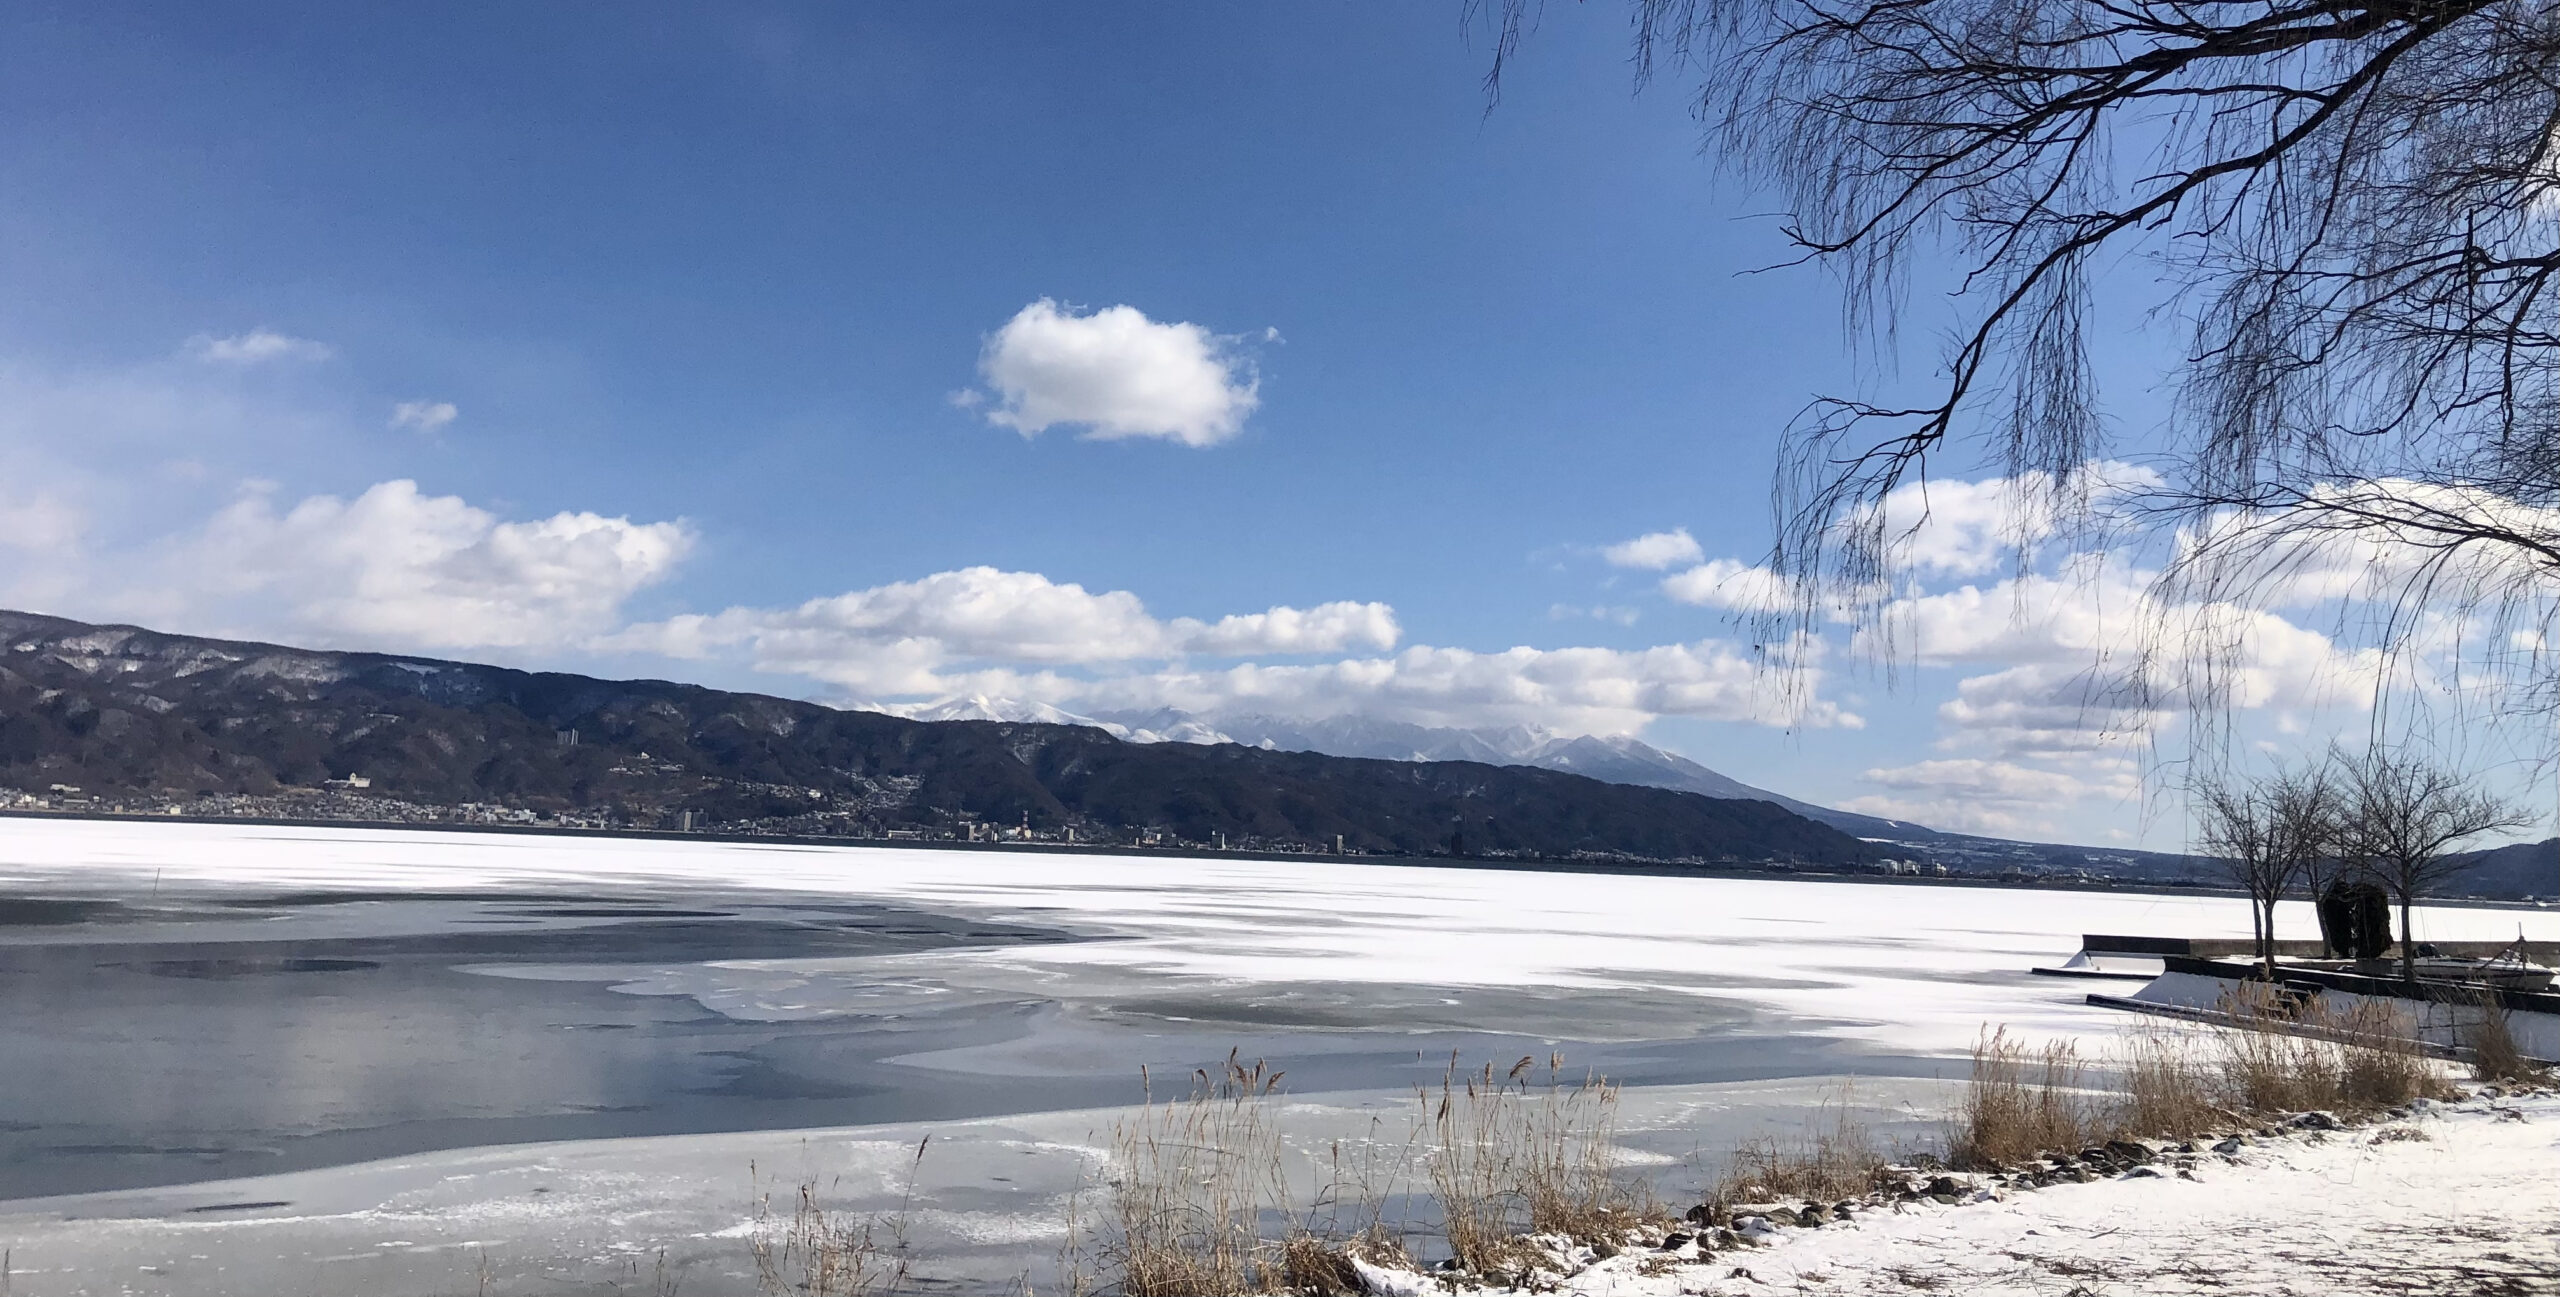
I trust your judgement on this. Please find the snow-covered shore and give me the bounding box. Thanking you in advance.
[1396,1090,2560,1296]
[7,818,2558,1294]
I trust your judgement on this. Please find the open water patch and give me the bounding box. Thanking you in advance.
[0,890,1091,1199]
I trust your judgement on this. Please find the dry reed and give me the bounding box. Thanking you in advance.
[1707,1087,1892,1211]
[1425,1054,1654,1274]
[749,1139,926,1297]
[1273,1229,1412,1297]
[1950,1028,2115,1169]
[2461,991,2546,1084]
[2217,987,2443,1112]
[2115,1024,2225,1140]
[1288,1119,1422,1294]
[1950,993,2453,1168]
[1101,1052,1291,1297]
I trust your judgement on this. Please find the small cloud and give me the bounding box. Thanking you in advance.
[1602,528,1704,570]
[973,298,1260,447]
[390,400,458,433]
[1662,558,1795,613]
[183,330,334,365]
[0,492,81,555]
[1548,603,1640,625]
[1176,601,1400,655]
[946,389,986,410]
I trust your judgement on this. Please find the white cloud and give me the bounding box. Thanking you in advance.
[0,491,81,555]
[1862,757,2096,802]
[1661,558,1796,614]
[1077,639,1856,737]
[1862,560,2384,760]
[1180,601,1400,655]
[1842,757,2140,836]
[174,480,693,651]
[610,566,1837,737]
[1869,565,2132,667]
[391,400,458,433]
[1931,664,2164,756]
[1861,461,2157,578]
[614,568,1400,697]
[1549,603,1641,625]
[2174,478,2560,610]
[638,567,1166,675]
[974,299,1259,446]
[1602,528,1704,570]
[183,330,334,365]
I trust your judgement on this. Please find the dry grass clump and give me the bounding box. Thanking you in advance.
[1707,1089,1893,1212]
[1951,994,2455,1168]
[1062,1050,1645,1292]
[2461,992,2548,1085]
[2116,1025,2224,1140]
[2215,989,2350,1115]
[1102,1054,1291,1297]
[749,1140,926,1297]
[1274,1233,1362,1295]
[1275,1229,1413,1297]
[1950,1028,2117,1169]
[1427,1055,1657,1274]
[2217,988,2444,1111]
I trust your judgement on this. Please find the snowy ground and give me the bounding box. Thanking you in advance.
[3,818,2557,1294]
[1434,1092,2560,1296]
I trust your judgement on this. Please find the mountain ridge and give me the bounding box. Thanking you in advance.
[0,609,1876,868]
[871,697,2224,886]
[888,697,1953,840]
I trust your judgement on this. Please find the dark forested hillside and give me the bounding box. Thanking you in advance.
[0,611,1875,866]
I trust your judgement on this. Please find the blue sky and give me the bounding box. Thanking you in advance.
[2,3,2541,845]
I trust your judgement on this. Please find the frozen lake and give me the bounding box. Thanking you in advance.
[3,818,2554,1295]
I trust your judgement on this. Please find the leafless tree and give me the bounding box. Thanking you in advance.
[2193,762,2340,972]
[2336,749,2530,978]
[2271,759,2351,903]
[2193,778,2287,971]
[1479,0,2560,690]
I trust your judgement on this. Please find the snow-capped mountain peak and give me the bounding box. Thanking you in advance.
[885,695,1130,734]
[882,697,1942,842]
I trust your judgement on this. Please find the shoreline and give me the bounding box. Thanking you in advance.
[0,805,2408,904]
[1409,1088,2560,1296]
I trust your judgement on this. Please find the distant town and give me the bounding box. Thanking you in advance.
[0,777,2234,892]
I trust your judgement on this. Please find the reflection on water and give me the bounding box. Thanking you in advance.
[0,887,1929,1202]
[0,895,1077,1198]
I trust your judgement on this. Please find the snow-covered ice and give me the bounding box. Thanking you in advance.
[4,817,2556,1294]
[10,816,2558,1058]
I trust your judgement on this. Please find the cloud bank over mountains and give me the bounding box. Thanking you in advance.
[1603,463,2460,836]
[607,568,1839,737]
[0,323,2537,843]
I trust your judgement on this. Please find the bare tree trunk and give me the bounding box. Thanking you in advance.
[2399,893,2417,982]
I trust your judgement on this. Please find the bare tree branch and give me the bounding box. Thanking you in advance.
[1491,0,2560,710]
